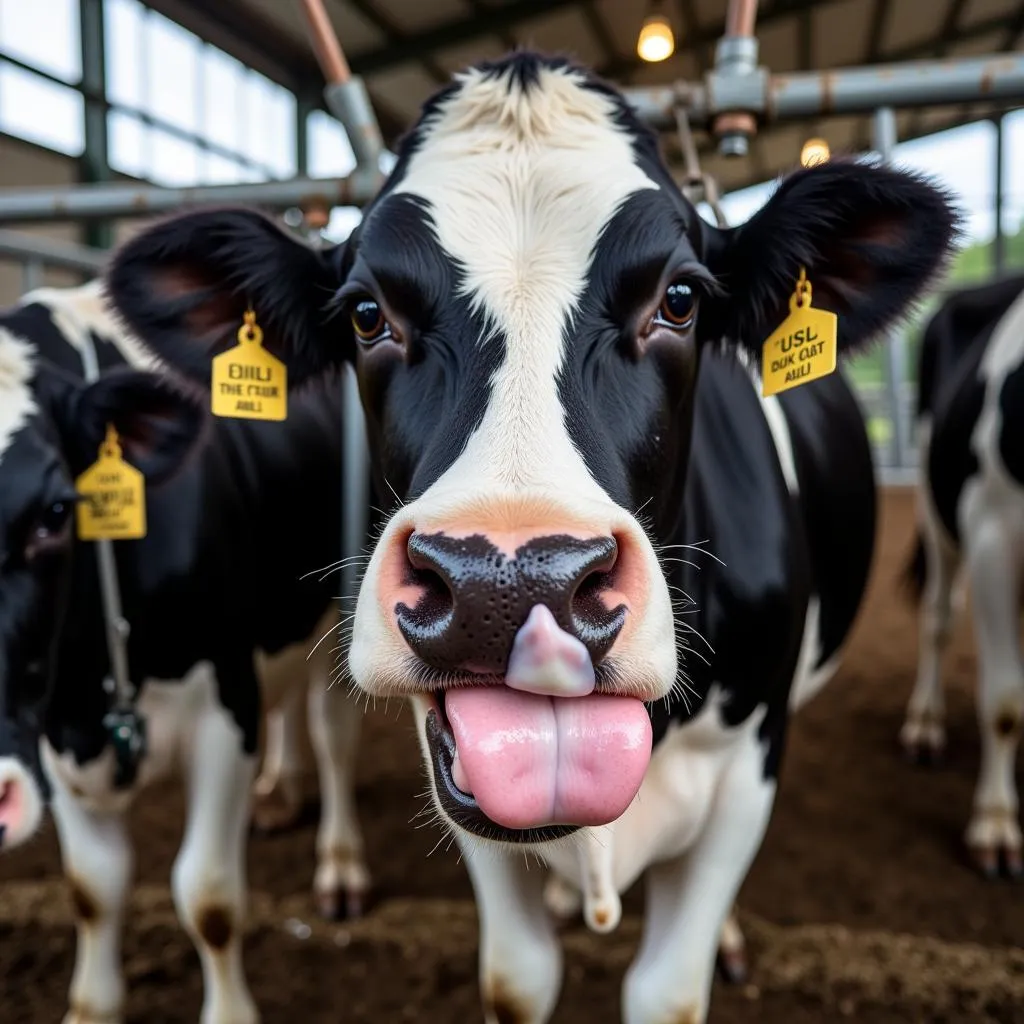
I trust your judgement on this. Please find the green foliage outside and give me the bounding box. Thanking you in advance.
[845,219,1024,448]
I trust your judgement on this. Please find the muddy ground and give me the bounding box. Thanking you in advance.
[1,488,1021,1023]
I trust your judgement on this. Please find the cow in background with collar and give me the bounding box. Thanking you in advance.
[105,53,957,1024]
[0,281,371,1024]
[901,272,1024,879]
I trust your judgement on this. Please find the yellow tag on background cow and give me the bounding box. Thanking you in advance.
[761,268,838,398]
[75,425,147,541]
[211,310,287,421]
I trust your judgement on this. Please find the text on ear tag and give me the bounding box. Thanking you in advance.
[761,268,838,398]
[211,310,287,421]
[75,424,147,541]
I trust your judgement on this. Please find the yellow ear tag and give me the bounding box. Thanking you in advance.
[211,310,287,421]
[761,268,838,398]
[75,425,147,541]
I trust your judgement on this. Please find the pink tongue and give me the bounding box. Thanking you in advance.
[445,687,652,830]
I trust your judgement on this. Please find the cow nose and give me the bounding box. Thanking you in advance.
[395,533,627,673]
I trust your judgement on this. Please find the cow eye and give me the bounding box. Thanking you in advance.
[25,500,74,561]
[655,282,696,329]
[36,501,72,540]
[350,298,391,344]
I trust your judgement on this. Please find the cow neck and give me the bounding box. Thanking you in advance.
[78,319,146,789]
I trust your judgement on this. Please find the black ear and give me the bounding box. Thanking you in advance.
[104,207,349,389]
[50,368,207,485]
[702,159,961,356]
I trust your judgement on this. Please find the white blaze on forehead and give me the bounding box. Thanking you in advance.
[393,64,659,497]
[0,329,36,463]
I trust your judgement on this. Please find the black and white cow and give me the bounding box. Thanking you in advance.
[0,282,371,1024]
[901,271,1024,878]
[104,54,957,1024]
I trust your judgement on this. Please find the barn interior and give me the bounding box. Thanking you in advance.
[0,2,1021,1022]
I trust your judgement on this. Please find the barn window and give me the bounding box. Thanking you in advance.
[104,0,296,186]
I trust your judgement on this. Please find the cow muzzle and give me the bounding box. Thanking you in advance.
[381,528,655,843]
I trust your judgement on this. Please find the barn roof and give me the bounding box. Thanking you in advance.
[150,0,1024,194]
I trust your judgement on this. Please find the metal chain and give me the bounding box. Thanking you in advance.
[76,301,146,788]
[674,106,730,230]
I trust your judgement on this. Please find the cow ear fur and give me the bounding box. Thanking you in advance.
[700,159,961,356]
[104,207,350,389]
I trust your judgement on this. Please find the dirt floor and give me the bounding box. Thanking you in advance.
[1,488,1022,1023]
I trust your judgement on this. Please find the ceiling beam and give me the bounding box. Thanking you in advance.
[864,0,890,63]
[581,2,620,76]
[344,0,450,85]
[464,0,517,51]
[674,0,709,74]
[350,0,580,74]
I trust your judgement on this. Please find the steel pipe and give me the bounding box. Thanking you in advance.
[873,107,911,473]
[296,0,384,171]
[0,171,383,226]
[624,52,1024,131]
[0,229,107,272]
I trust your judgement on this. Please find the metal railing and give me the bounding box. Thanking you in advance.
[0,229,107,296]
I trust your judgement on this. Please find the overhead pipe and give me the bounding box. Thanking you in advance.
[624,52,1024,134]
[297,0,384,174]
[0,172,382,225]
[712,0,760,156]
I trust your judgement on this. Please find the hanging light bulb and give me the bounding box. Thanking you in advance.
[637,10,675,63]
[800,137,831,168]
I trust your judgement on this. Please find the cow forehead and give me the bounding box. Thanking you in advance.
[0,330,37,465]
[391,64,659,339]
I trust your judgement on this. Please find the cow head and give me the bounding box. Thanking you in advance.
[0,328,203,848]
[106,54,957,846]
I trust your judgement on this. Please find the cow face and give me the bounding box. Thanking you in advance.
[0,333,202,848]
[106,54,957,847]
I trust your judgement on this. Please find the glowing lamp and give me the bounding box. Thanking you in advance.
[800,137,831,168]
[637,14,675,63]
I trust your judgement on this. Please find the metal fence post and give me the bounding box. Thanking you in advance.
[21,258,43,294]
[872,106,910,472]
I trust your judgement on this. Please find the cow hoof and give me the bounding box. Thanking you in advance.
[315,882,373,921]
[64,1007,121,1024]
[966,807,1023,881]
[251,776,305,834]
[968,842,1023,881]
[716,947,749,985]
[543,874,583,928]
[899,717,945,767]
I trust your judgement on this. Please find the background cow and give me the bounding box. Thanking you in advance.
[902,271,1024,878]
[103,53,957,1024]
[0,282,371,1024]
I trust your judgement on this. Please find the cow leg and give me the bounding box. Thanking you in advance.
[964,516,1023,879]
[171,675,259,1024]
[716,909,748,985]
[459,837,563,1024]
[901,490,959,764]
[251,680,308,833]
[43,747,132,1024]
[622,734,775,1024]
[307,672,371,919]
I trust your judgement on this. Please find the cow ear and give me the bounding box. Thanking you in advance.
[104,207,350,389]
[47,368,207,484]
[701,159,960,357]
